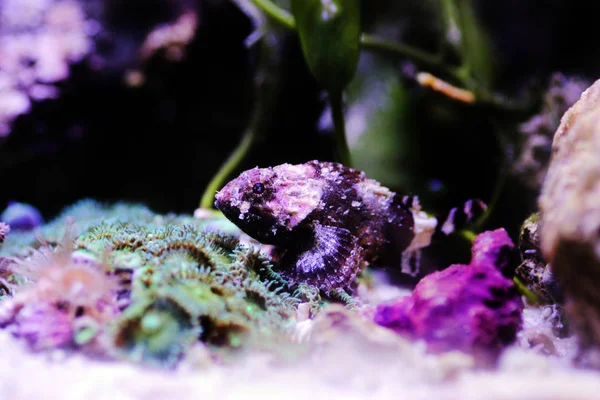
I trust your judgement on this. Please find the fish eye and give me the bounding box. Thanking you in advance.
[252,182,265,194]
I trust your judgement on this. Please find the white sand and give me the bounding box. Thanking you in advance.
[1,303,599,400]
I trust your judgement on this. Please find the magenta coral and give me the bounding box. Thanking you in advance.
[374,228,523,361]
[470,228,517,276]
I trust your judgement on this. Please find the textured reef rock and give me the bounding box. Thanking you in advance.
[374,229,523,363]
[516,213,561,304]
[538,78,600,367]
[515,213,568,339]
[0,200,297,366]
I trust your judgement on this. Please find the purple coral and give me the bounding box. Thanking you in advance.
[1,202,43,231]
[374,228,523,361]
[11,303,73,350]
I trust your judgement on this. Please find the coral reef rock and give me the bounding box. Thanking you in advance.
[539,78,600,367]
[516,213,562,304]
[374,229,523,363]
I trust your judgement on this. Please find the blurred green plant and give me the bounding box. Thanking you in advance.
[199,1,281,210]
[342,53,411,188]
[199,0,530,214]
[291,0,361,94]
[291,0,361,166]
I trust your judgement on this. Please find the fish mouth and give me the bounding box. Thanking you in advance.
[214,199,284,245]
[214,196,238,222]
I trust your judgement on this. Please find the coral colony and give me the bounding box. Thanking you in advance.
[0,201,298,366]
[0,143,597,373]
[0,182,518,369]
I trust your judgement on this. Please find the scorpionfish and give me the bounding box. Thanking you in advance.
[215,160,483,293]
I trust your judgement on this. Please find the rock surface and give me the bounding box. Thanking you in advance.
[539,78,600,366]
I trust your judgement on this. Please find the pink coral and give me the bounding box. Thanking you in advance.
[0,222,119,350]
[374,228,523,362]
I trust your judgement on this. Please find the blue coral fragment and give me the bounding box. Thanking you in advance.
[374,228,523,362]
[0,202,43,231]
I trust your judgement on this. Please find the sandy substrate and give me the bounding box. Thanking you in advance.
[1,304,599,400]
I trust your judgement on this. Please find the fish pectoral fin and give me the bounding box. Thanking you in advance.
[279,223,363,291]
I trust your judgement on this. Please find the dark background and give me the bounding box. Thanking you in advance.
[1,0,600,237]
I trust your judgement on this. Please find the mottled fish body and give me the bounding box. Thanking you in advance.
[215,160,482,292]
